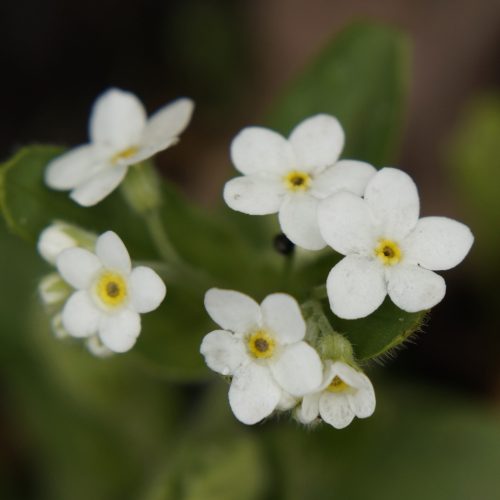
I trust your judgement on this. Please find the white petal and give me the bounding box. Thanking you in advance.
[223,175,285,215]
[230,127,295,175]
[204,288,261,335]
[57,247,101,289]
[331,361,371,389]
[296,392,321,424]
[313,160,377,198]
[327,255,386,319]
[387,265,446,312]
[200,330,247,376]
[229,362,281,425]
[278,194,326,250]
[99,308,141,353]
[115,138,177,167]
[348,385,376,419]
[319,392,354,429]
[128,266,166,313]
[364,168,419,240]
[270,342,322,397]
[403,216,474,271]
[70,164,128,207]
[318,192,376,256]
[289,114,344,172]
[142,97,194,148]
[90,88,146,149]
[45,144,104,190]
[260,293,306,344]
[62,291,100,338]
[95,231,131,274]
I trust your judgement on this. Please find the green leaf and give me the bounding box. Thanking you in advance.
[267,22,409,165]
[328,298,426,361]
[0,145,155,257]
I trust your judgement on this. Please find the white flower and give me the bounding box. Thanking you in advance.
[318,168,474,319]
[56,231,166,353]
[200,289,322,425]
[223,114,376,250]
[45,88,194,206]
[296,361,375,429]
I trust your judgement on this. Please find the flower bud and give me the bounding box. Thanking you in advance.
[38,273,71,306]
[37,221,96,264]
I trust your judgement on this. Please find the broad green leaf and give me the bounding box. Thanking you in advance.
[0,145,155,257]
[267,22,409,166]
[328,298,426,361]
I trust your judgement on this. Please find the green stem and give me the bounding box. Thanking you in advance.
[144,209,182,266]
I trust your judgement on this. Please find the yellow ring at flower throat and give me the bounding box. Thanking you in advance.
[111,146,139,164]
[96,271,128,307]
[284,171,312,192]
[327,376,349,393]
[375,239,402,266]
[247,330,276,359]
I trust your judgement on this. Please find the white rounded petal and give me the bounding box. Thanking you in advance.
[200,330,247,376]
[95,231,131,274]
[296,392,321,424]
[403,216,474,271]
[62,291,100,338]
[204,288,261,335]
[57,247,101,289]
[364,168,419,240]
[313,160,377,198]
[230,127,295,175]
[331,361,371,389]
[117,137,177,166]
[319,392,355,429]
[348,385,376,419]
[223,175,285,215]
[99,308,141,353]
[70,164,128,207]
[229,362,281,425]
[318,192,376,256]
[327,255,386,319]
[90,88,146,149]
[270,342,322,397]
[387,265,446,312]
[278,194,326,250]
[142,98,194,148]
[128,266,166,313]
[289,114,345,171]
[260,293,306,344]
[45,144,104,190]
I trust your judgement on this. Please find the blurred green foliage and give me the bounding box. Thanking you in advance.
[1,22,499,500]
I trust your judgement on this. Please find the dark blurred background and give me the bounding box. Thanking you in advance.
[1,0,500,498]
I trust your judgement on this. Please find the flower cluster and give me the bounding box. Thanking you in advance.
[201,288,375,428]
[36,88,473,431]
[200,114,473,427]
[224,116,474,319]
[38,225,166,355]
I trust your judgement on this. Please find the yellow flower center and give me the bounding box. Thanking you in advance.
[247,330,276,359]
[284,170,312,192]
[327,376,349,393]
[111,146,139,164]
[375,239,402,266]
[95,271,128,308]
